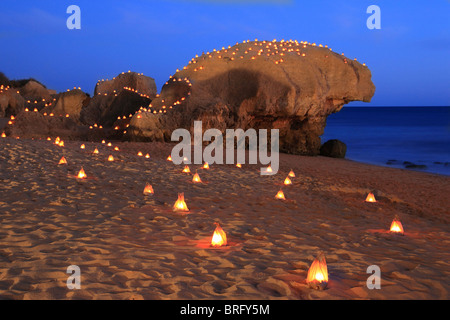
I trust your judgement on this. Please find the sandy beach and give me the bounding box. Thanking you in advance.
[0,137,449,300]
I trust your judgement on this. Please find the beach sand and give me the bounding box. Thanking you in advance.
[0,137,449,300]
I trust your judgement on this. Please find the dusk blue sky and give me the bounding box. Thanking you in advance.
[0,0,449,106]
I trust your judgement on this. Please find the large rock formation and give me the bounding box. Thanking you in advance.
[41,89,90,122]
[128,40,375,155]
[0,86,25,117]
[0,77,56,116]
[81,72,156,127]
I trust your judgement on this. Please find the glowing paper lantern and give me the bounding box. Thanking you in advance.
[275,189,286,200]
[58,140,65,147]
[182,165,191,173]
[77,167,87,179]
[236,163,242,168]
[1,132,5,138]
[145,153,150,159]
[143,183,154,195]
[262,165,273,174]
[284,177,292,185]
[211,223,227,247]
[137,151,143,157]
[288,170,295,178]
[107,155,114,162]
[92,148,99,154]
[58,156,67,165]
[365,192,377,203]
[80,144,85,149]
[389,216,404,235]
[167,155,172,161]
[114,146,119,151]
[203,162,210,169]
[192,172,202,183]
[173,193,189,212]
[306,252,328,290]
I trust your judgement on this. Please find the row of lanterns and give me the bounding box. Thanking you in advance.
[6,133,406,292]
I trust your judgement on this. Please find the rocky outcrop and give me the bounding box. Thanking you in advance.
[128,40,375,155]
[81,90,151,127]
[5,110,81,140]
[0,87,25,117]
[94,71,157,98]
[320,139,347,158]
[41,89,90,122]
[81,72,155,127]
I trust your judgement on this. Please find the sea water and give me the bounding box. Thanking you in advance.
[321,107,450,176]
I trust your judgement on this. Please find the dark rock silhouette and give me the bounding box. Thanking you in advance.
[320,139,347,158]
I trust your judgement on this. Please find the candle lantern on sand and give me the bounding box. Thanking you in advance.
[143,183,154,195]
[192,172,202,183]
[365,192,377,203]
[306,252,328,290]
[77,167,87,179]
[389,215,404,235]
[58,156,67,165]
[211,223,227,247]
[275,189,286,200]
[173,193,189,212]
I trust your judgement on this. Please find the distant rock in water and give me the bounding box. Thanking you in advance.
[320,139,347,158]
[404,163,427,170]
[128,40,375,155]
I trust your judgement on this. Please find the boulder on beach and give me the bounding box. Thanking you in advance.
[127,40,375,155]
[320,139,347,158]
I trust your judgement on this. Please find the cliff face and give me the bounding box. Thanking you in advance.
[128,40,375,155]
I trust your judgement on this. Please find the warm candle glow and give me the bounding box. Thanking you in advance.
[145,153,150,159]
[236,163,242,168]
[288,170,295,178]
[365,192,377,203]
[182,165,191,173]
[192,172,202,183]
[284,177,292,185]
[77,167,87,179]
[58,140,64,147]
[93,148,99,154]
[137,151,143,157]
[173,193,189,212]
[167,155,172,161]
[275,189,286,200]
[390,216,404,235]
[80,144,85,149]
[203,162,209,169]
[143,183,154,195]
[1,132,5,138]
[58,156,67,165]
[306,252,328,290]
[211,223,227,247]
[107,155,114,162]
